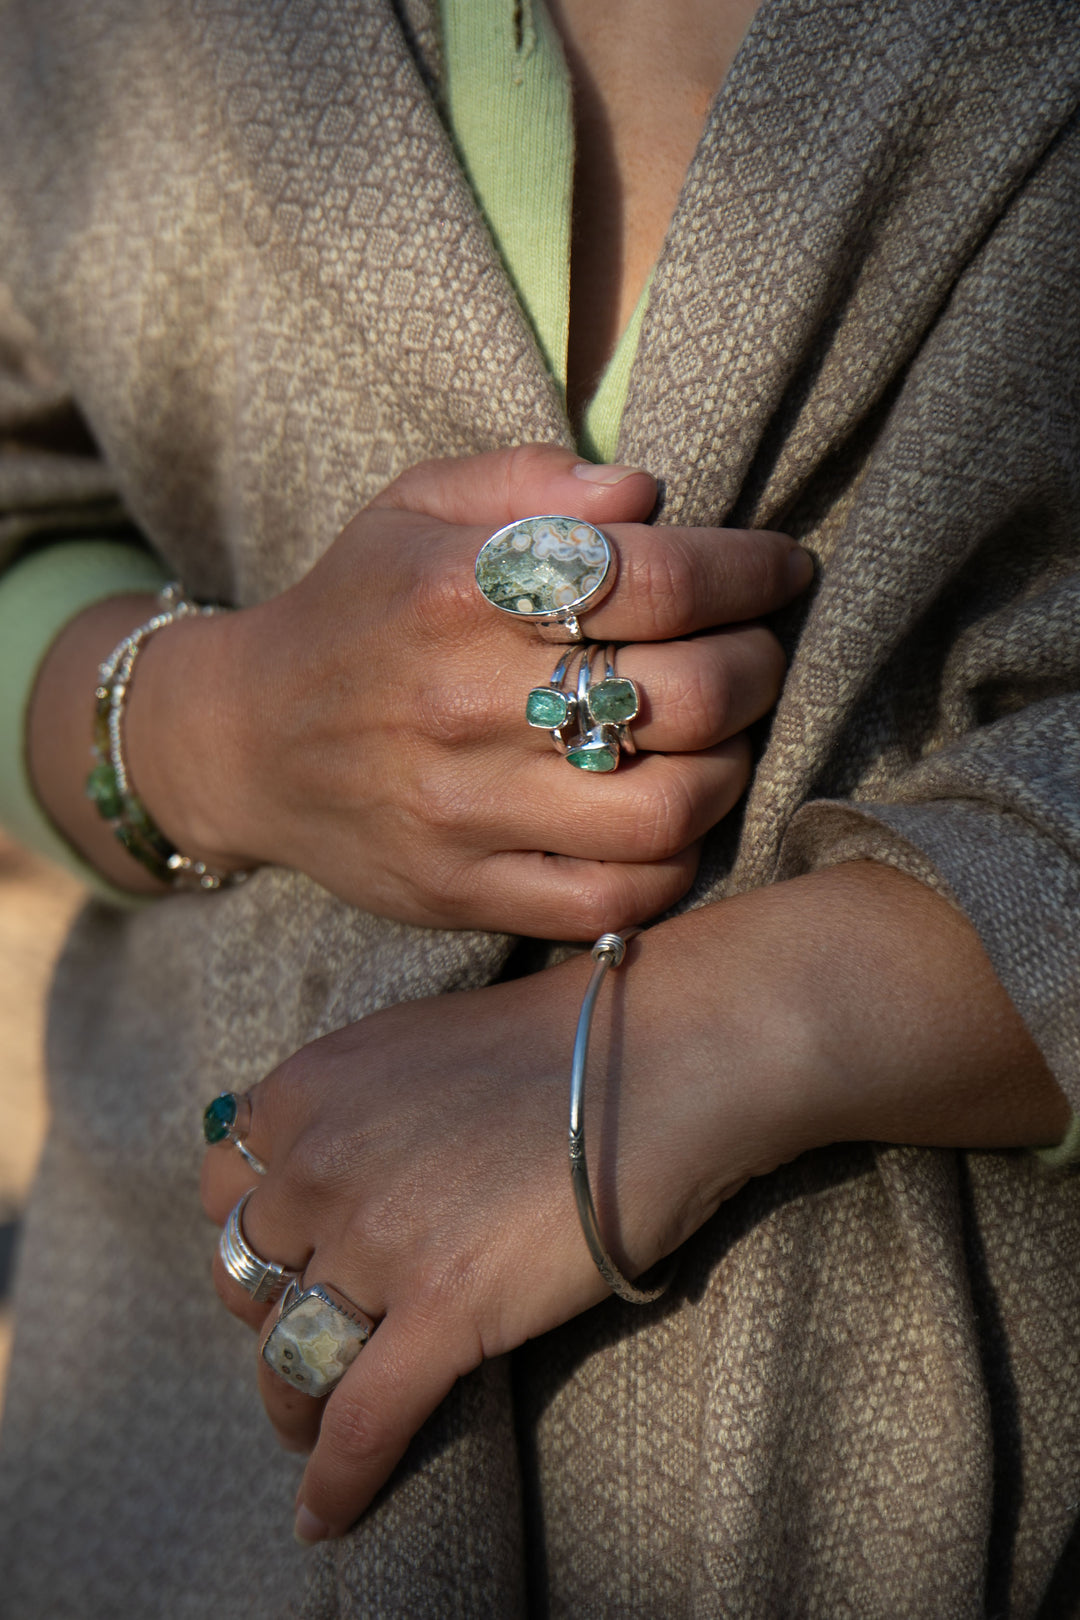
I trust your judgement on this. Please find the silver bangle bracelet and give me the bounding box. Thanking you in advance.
[568,931,676,1306]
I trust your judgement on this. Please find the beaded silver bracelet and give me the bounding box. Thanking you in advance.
[85,582,251,892]
[569,931,676,1305]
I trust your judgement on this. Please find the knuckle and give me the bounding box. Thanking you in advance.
[279,1124,356,1205]
[560,872,623,938]
[403,551,478,637]
[668,654,733,742]
[635,542,699,637]
[503,441,561,508]
[412,675,493,748]
[324,1390,387,1463]
[632,773,701,858]
[728,532,788,610]
[412,764,475,839]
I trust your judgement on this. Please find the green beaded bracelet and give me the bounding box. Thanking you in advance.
[85,583,251,893]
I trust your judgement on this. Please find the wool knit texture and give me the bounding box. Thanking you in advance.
[0,1,1078,1616]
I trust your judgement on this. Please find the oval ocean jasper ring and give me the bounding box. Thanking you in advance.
[475,516,615,642]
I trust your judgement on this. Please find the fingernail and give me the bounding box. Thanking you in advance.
[294,1503,329,1546]
[571,462,644,485]
[787,545,815,591]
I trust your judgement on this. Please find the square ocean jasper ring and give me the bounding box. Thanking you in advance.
[261,1283,377,1397]
[474,516,616,641]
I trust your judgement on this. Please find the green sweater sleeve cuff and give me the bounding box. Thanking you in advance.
[1035,1113,1080,1171]
[0,540,170,902]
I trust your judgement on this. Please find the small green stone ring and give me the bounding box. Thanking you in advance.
[202,1092,268,1176]
[586,644,641,756]
[475,516,616,642]
[561,645,641,773]
[525,646,587,754]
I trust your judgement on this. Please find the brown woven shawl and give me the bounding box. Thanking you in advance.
[0,1,1078,1614]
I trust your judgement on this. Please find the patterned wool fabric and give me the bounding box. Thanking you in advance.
[0,1,1078,1615]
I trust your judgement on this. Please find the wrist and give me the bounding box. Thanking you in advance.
[123,603,260,875]
[576,906,822,1274]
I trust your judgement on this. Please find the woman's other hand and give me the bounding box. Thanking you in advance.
[199,863,1070,1543]
[31,445,811,933]
[199,921,802,1543]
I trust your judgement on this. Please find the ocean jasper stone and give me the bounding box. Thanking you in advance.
[262,1288,372,1395]
[475,516,613,620]
[526,688,572,729]
[588,677,639,725]
[202,1093,237,1144]
[566,736,619,772]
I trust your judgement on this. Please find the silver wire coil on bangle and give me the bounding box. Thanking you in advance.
[568,931,676,1305]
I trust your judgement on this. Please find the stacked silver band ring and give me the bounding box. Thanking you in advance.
[219,1191,299,1304]
[525,645,585,754]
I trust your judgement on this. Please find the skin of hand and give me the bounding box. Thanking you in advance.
[200,861,1071,1545]
[28,444,809,934]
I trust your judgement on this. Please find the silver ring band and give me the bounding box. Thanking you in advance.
[564,649,621,772]
[219,1191,299,1304]
[590,644,640,755]
[525,646,586,754]
[202,1091,268,1176]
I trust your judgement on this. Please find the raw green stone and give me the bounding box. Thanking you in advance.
[526,688,571,728]
[85,760,123,821]
[566,739,619,772]
[588,677,639,725]
[202,1093,237,1144]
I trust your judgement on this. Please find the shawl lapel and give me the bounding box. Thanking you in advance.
[618,0,1080,892]
[623,0,1080,533]
[184,0,566,440]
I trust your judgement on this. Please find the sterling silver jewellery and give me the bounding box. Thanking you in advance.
[565,647,620,773]
[525,646,586,753]
[589,644,640,756]
[202,1092,268,1176]
[260,1281,377,1396]
[86,582,252,892]
[219,1191,298,1304]
[569,932,676,1305]
[475,516,615,641]
[526,645,642,771]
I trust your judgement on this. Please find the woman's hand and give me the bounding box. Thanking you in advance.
[200,919,807,1544]
[200,863,1069,1543]
[113,444,811,935]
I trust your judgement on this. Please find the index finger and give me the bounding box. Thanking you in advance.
[584,523,813,641]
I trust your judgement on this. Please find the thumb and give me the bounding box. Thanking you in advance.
[371,443,657,528]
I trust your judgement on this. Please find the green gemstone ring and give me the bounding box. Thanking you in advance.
[561,645,641,773]
[202,1091,268,1176]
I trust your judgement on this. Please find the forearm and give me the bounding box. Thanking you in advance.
[628,861,1070,1195]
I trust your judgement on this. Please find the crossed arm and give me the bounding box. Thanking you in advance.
[23,443,1069,1543]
